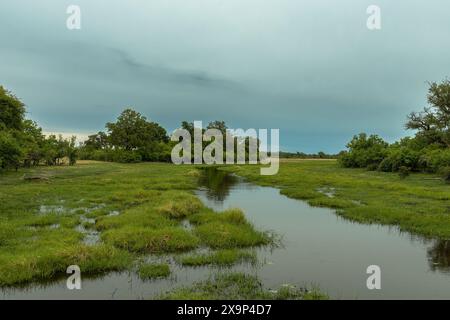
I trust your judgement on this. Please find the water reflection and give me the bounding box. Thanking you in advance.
[427,240,450,272]
[197,167,239,201]
[196,167,450,299]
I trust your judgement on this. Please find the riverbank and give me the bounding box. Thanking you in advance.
[226,160,450,239]
[0,161,324,299]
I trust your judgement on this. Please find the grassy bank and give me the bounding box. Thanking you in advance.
[160,272,328,300]
[226,160,450,238]
[0,161,272,288]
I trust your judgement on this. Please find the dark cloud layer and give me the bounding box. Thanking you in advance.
[1,0,450,152]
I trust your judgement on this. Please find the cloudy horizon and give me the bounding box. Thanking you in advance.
[1,0,450,153]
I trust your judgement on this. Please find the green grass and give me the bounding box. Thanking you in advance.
[0,244,133,286]
[3,159,444,295]
[159,273,328,300]
[226,160,450,238]
[177,249,257,267]
[189,208,273,248]
[138,263,171,280]
[0,161,272,287]
[194,222,271,248]
[102,226,200,253]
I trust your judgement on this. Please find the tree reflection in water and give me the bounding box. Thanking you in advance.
[427,240,450,272]
[197,167,239,201]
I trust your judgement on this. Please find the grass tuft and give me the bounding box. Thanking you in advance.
[102,226,200,253]
[138,263,171,280]
[159,273,328,300]
[194,222,271,249]
[177,249,257,267]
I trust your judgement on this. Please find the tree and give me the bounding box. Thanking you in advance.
[339,133,388,168]
[0,86,26,170]
[406,80,450,147]
[0,86,79,170]
[66,136,78,165]
[0,131,23,170]
[181,121,195,137]
[207,120,227,136]
[20,120,45,167]
[103,108,169,161]
[107,109,168,151]
[0,86,26,131]
[84,131,109,150]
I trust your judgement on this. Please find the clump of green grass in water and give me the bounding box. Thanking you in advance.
[138,263,171,280]
[102,226,200,253]
[189,208,273,249]
[156,194,203,219]
[195,222,271,249]
[177,249,257,267]
[0,244,133,286]
[159,273,328,300]
[189,208,247,225]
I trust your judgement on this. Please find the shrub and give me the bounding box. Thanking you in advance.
[111,150,142,163]
[398,166,410,179]
[338,133,388,168]
[439,166,450,184]
[378,147,421,172]
[0,130,23,170]
[420,149,450,173]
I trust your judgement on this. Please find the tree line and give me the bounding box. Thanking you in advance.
[0,86,77,171]
[2,79,449,181]
[339,80,450,182]
[78,110,259,163]
[0,85,262,170]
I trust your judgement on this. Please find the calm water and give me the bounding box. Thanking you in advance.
[196,169,450,299]
[2,169,450,299]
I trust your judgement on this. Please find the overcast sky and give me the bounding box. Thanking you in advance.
[1,0,450,153]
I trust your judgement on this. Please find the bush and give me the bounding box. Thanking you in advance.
[398,166,410,179]
[111,150,142,163]
[420,149,450,173]
[378,147,421,172]
[439,166,450,184]
[339,133,388,168]
[0,130,23,170]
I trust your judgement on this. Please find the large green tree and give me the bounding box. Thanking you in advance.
[105,108,168,161]
[406,80,450,147]
[0,86,25,131]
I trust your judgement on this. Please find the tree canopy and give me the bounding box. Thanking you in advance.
[0,86,78,170]
[406,80,450,147]
[340,79,450,180]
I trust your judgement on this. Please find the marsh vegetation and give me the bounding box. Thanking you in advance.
[0,161,322,299]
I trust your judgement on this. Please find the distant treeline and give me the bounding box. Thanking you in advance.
[279,151,338,159]
[2,79,449,181]
[0,86,77,171]
[78,110,259,163]
[339,80,450,182]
